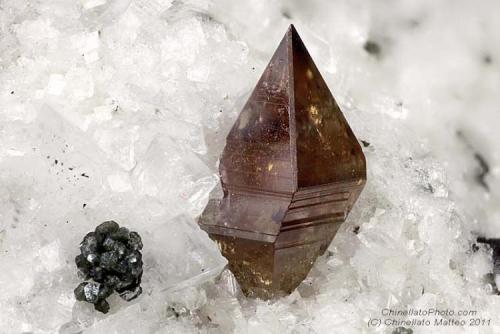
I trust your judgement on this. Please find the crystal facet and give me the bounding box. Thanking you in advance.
[199,25,366,299]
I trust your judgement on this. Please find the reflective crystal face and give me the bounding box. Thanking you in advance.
[199,25,366,298]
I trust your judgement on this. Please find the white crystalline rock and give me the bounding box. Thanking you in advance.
[1,0,500,332]
[80,0,132,29]
[2,103,37,123]
[132,0,174,18]
[0,255,35,299]
[73,31,101,64]
[311,303,361,334]
[83,31,101,51]
[132,136,217,218]
[202,296,247,333]
[14,18,60,53]
[218,269,241,297]
[145,215,226,291]
[165,286,208,311]
[23,287,75,332]
[81,0,108,10]
[47,74,67,96]
[187,64,211,82]
[92,104,115,123]
[93,124,139,170]
[36,240,63,272]
[107,172,132,192]
[65,67,95,101]
[84,304,156,334]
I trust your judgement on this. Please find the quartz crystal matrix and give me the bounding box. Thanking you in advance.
[199,25,366,298]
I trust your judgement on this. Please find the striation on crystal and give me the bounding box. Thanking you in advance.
[198,25,367,299]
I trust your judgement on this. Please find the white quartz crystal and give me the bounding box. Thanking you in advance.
[1,0,499,333]
[81,0,108,11]
[47,74,67,96]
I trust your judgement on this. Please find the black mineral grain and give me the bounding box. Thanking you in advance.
[363,40,382,57]
[74,221,143,313]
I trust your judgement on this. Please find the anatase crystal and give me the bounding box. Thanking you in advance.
[199,25,366,299]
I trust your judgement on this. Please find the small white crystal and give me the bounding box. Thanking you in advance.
[84,31,100,50]
[218,269,240,296]
[6,148,25,156]
[132,136,217,218]
[36,240,63,272]
[107,172,132,192]
[84,50,100,64]
[187,64,210,82]
[65,67,94,101]
[81,0,107,11]
[47,74,66,96]
[166,286,207,311]
[93,125,138,170]
[144,215,226,291]
[21,323,33,332]
[132,0,173,17]
[34,89,45,99]
[92,105,114,123]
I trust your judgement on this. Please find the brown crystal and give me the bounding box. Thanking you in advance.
[199,25,366,299]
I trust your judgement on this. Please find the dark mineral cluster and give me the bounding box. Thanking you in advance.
[477,237,500,292]
[74,221,143,313]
